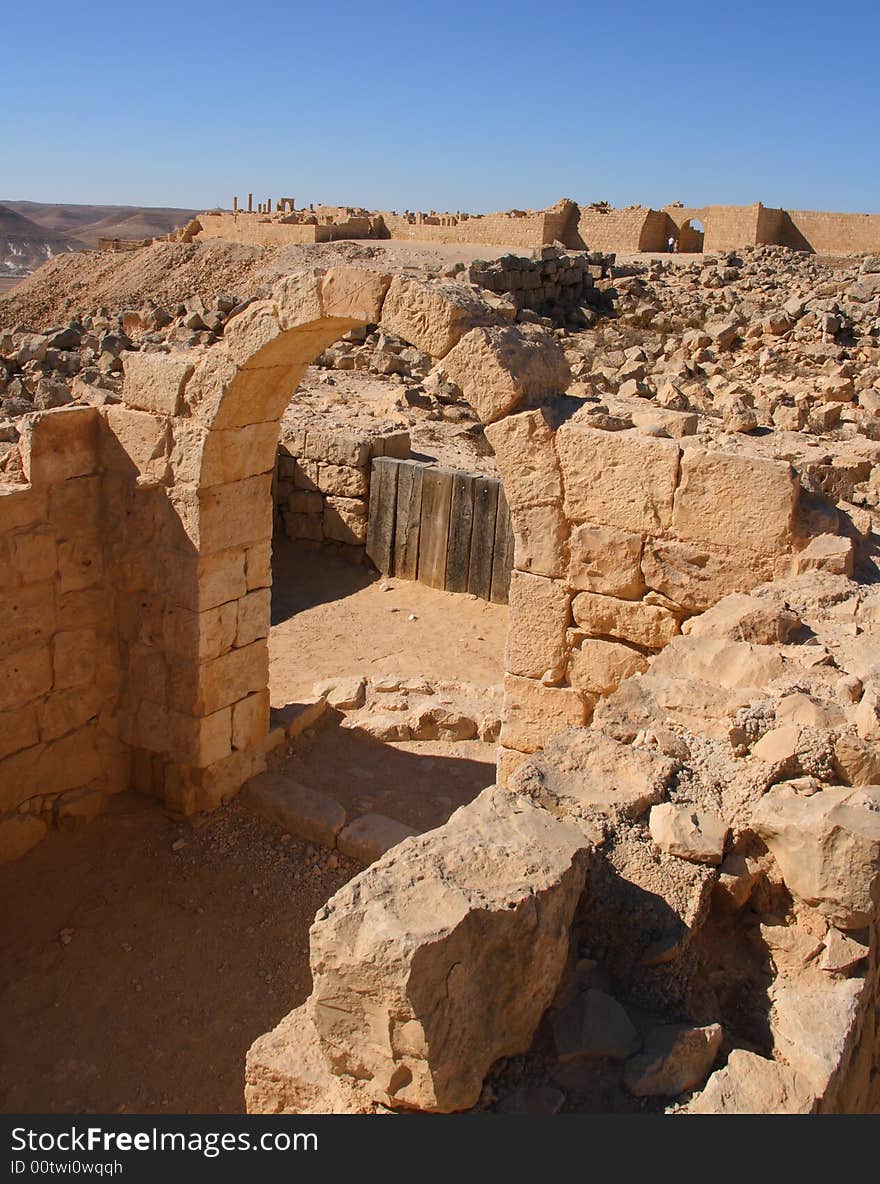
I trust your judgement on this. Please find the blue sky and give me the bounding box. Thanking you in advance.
[4,0,878,213]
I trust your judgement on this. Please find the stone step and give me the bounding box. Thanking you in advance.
[242,771,345,849]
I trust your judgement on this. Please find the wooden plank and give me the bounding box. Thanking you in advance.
[445,472,476,594]
[467,477,500,601]
[393,461,424,581]
[490,486,514,604]
[417,468,454,589]
[365,457,399,574]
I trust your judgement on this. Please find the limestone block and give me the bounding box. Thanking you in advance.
[246,1005,374,1115]
[199,422,280,488]
[243,772,346,848]
[624,1024,723,1097]
[379,276,495,358]
[650,636,783,691]
[0,487,48,533]
[511,504,568,579]
[567,637,648,695]
[317,463,369,498]
[164,602,238,664]
[287,490,323,514]
[672,449,797,555]
[441,325,570,424]
[552,989,640,1061]
[688,1049,814,1114]
[682,593,801,645]
[0,812,47,864]
[506,571,570,679]
[284,511,323,542]
[0,583,55,653]
[0,727,101,811]
[792,534,855,578]
[819,927,869,974]
[649,803,728,864]
[52,627,97,690]
[232,690,270,751]
[501,675,587,753]
[751,783,880,928]
[166,745,267,815]
[323,496,367,545]
[511,728,676,821]
[571,591,679,648]
[36,686,100,743]
[245,542,273,591]
[641,538,774,613]
[496,745,531,784]
[271,273,324,332]
[631,407,698,438]
[171,639,269,716]
[321,268,391,323]
[197,474,273,554]
[483,409,562,508]
[9,527,56,584]
[556,425,680,534]
[48,475,102,538]
[0,645,53,712]
[57,535,103,594]
[236,588,271,648]
[195,550,247,611]
[123,350,194,415]
[337,813,419,864]
[224,301,283,366]
[313,676,366,710]
[172,706,232,767]
[308,785,590,1112]
[302,430,370,468]
[0,704,39,760]
[568,524,645,599]
[18,406,99,484]
[769,977,866,1094]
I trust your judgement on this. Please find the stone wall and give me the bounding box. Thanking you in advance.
[568,206,667,253]
[486,409,829,784]
[467,249,605,314]
[275,424,410,562]
[380,210,554,248]
[0,407,128,860]
[194,213,329,246]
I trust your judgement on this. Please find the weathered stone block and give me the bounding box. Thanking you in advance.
[568,524,645,599]
[317,463,369,498]
[308,786,590,1112]
[232,689,270,751]
[483,409,562,508]
[571,591,679,649]
[337,814,418,864]
[323,496,366,544]
[321,268,391,323]
[236,588,271,648]
[18,406,99,484]
[379,276,494,358]
[244,771,346,847]
[53,627,97,690]
[506,571,570,679]
[567,636,648,695]
[171,639,269,716]
[197,474,273,554]
[556,425,680,533]
[123,350,194,415]
[672,448,797,555]
[102,406,168,476]
[511,503,568,579]
[0,645,53,712]
[501,674,587,753]
[442,325,570,424]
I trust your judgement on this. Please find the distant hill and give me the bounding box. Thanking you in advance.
[0,204,86,275]
[2,201,200,249]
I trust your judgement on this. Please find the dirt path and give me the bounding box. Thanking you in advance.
[269,539,508,706]
[0,797,357,1114]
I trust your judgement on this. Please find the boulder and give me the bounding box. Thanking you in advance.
[751,783,880,928]
[307,786,591,1112]
[624,1023,722,1096]
[688,1050,815,1114]
[649,803,728,865]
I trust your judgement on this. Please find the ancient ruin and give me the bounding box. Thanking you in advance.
[1,212,880,1116]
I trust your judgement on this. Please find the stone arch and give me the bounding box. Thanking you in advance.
[117,267,573,815]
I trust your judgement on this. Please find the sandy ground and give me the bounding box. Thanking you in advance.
[0,797,358,1114]
[269,538,508,706]
[273,717,497,834]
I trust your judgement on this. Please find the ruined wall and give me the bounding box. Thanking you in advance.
[380,211,552,248]
[486,412,818,783]
[275,424,410,562]
[195,213,329,246]
[0,407,128,859]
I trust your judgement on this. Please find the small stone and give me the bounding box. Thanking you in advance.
[624,1023,723,1097]
[819,927,869,974]
[59,928,75,946]
[649,802,728,865]
[552,989,640,1062]
[171,838,187,852]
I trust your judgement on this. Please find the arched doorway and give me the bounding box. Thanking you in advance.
[678,218,705,253]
